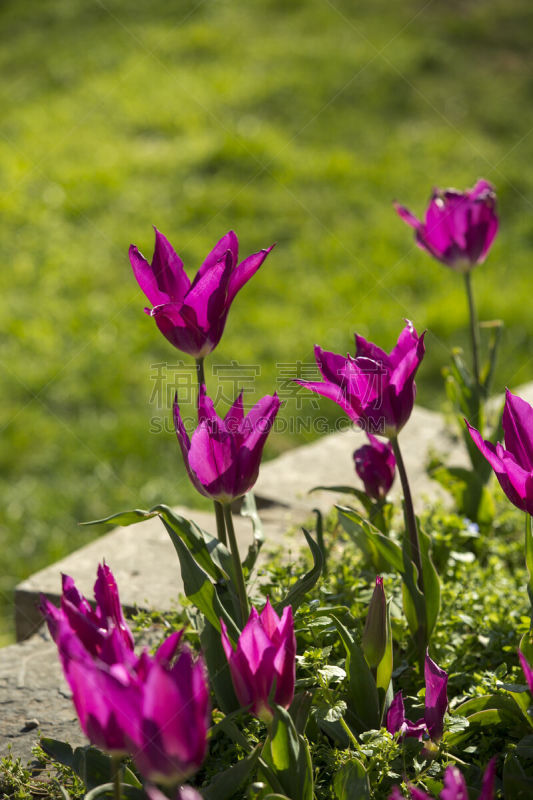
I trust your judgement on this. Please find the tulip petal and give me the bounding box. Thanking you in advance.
[424,652,448,742]
[440,765,468,800]
[227,245,274,305]
[479,758,497,800]
[190,231,239,290]
[503,389,533,471]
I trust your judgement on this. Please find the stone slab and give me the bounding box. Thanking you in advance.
[14,504,305,642]
[254,404,467,514]
[0,629,87,763]
[14,402,467,642]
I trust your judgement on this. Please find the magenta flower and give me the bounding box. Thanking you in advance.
[297,321,425,437]
[129,229,274,358]
[466,389,533,515]
[388,758,496,800]
[354,434,396,500]
[519,649,533,694]
[220,599,296,723]
[174,384,281,503]
[395,180,498,272]
[387,652,448,742]
[40,566,209,783]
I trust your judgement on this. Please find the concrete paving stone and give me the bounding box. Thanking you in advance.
[0,629,86,763]
[14,401,468,642]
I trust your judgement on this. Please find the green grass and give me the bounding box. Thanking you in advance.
[1,0,533,641]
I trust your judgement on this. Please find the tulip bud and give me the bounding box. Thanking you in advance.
[362,577,387,669]
[354,435,396,501]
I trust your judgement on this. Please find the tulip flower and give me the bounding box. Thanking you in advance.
[40,565,210,784]
[519,649,533,694]
[388,758,496,800]
[386,652,448,742]
[220,599,296,723]
[354,434,396,501]
[466,389,533,515]
[129,228,274,358]
[173,383,281,504]
[296,320,425,438]
[395,180,498,273]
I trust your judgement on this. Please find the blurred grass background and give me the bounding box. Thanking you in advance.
[1,0,533,642]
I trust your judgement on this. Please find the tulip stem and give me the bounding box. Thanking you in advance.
[339,717,366,762]
[111,755,122,800]
[196,356,206,390]
[214,500,228,546]
[223,504,250,627]
[464,272,481,392]
[390,437,424,594]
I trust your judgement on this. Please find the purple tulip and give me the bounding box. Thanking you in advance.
[41,566,210,783]
[173,384,281,503]
[388,758,496,800]
[395,180,498,272]
[466,389,533,515]
[354,434,396,500]
[40,563,135,665]
[220,599,296,723]
[296,321,425,437]
[519,650,533,694]
[387,652,447,742]
[133,634,210,785]
[129,229,274,358]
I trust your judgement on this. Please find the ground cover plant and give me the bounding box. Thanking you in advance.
[10,179,533,799]
[3,0,533,643]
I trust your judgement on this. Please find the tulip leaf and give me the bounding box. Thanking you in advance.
[275,528,323,615]
[504,752,533,799]
[337,506,403,573]
[240,491,265,576]
[201,620,240,714]
[80,509,159,527]
[401,524,440,656]
[152,504,234,582]
[161,519,240,642]
[39,737,74,769]
[375,599,393,719]
[203,743,262,800]
[330,613,380,733]
[83,784,144,800]
[333,758,370,800]
[263,706,314,800]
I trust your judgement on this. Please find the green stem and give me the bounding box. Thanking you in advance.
[339,717,366,762]
[111,755,121,800]
[223,503,250,626]
[464,271,481,392]
[390,437,424,594]
[196,356,206,391]
[214,500,228,546]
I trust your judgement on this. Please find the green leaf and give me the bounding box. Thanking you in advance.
[80,509,158,527]
[83,784,144,800]
[203,744,261,800]
[72,746,113,790]
[262,706,314,800]
[503,752,533,799]
[153,504,234,582]
[39,737,74,769]
[375,599,393,719]
[162,522,240,642]
[337,507,403,573]
[429,465,494,525]
[401,524,440,655]
[333,758,370,800]
[241,491,265,575]
[201,619,239,714]
[276,528,323,615]
[330,614,380,732]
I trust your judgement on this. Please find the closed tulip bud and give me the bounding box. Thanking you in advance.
[129,229,274,358]
[362,577,387,669]
[395,180,498,273]
[354,436,396,501]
